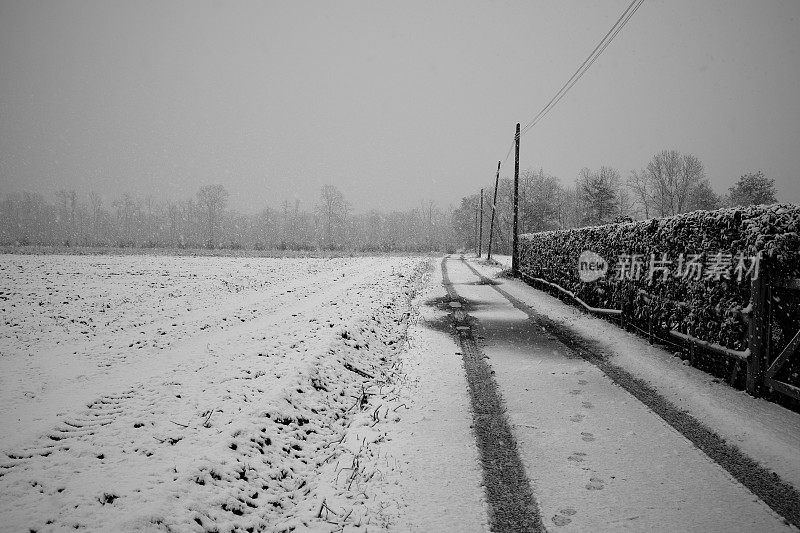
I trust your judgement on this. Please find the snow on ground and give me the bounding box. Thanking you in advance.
[485,254,511,269]
[449,258,791,531]
[371,265,489,532]
[467,257,800,492]
[5,251,795,531]
[0,254,472,532]
[470,253,512,270]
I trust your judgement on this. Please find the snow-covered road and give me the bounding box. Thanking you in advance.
[449,256,798,532]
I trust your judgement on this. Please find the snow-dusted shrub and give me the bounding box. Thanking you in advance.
[518,204,800,381]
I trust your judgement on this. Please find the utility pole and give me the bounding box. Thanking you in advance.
[474,197,479,255]
[478,188,484,257]
[487,160,500,260]
[512,123,520,276]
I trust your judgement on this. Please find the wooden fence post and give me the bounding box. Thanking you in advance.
[747,266,769,396]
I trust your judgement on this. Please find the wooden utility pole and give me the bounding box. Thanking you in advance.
[474,197,479,255]
[487,161,500,260]
[512,123,520,276]
[478,188,484,257]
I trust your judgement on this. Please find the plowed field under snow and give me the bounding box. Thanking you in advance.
[0,254,431,531]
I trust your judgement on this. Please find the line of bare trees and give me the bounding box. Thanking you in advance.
[0,184,457,253]
[455,149,779,253]
[2,149,779,253]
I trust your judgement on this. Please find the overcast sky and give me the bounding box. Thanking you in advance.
[1,0,798,213]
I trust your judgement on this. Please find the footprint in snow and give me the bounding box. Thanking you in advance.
[552,514,571,526]
[567,452,587,462]
[570,413,585,423]
[581,401,594,409]
[586,477,605,490]
[552,508,578,526]
[577,379,588,385]
[580,432,595,442]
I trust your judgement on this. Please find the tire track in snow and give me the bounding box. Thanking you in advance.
[440,257,544,533]
[1,257,386,456]
[461,257,800,529]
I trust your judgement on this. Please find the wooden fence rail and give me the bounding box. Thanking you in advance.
[759,274,800,401]
[520,264,800,401]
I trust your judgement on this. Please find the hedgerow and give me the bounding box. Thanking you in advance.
[518,204,800,387]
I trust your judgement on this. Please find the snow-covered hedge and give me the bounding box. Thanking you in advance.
[518,204,800,381]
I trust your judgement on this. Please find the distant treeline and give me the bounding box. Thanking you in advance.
[454,150,779,252]
[0,184,458,253]
[2,152,778,254]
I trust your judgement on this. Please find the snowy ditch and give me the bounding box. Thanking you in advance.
[0,254,431,531]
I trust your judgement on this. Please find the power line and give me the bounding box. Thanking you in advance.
[495,0,645,176]
[521,0,644,135]
[520,0,646,137]
[502,138,516,166]
[520,0,640,137]
[486,1,646,263]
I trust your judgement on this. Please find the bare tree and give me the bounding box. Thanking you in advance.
[316,185,348,249]
[167,202,180,247]
[626,151,712,218]
[577,166,621,225]
[88,192,103,244]
[645,150,706,216]
[519,168,563,232]
[452,196,477,250]
[182,199,197,247]
[112,193,137,246]
[280,199,291,247]
[627,169,654,218]
[196,184,228,248]
[5,186,464,252]
[555,185,579,229]
[55,190,78,244]
[424,200,436,251]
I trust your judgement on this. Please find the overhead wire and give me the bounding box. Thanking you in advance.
[519,0,641,137]
[502,138,516,166]
[494,0,647,176]
[484,0,646,265]
[521,0,646,136]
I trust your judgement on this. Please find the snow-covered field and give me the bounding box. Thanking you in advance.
[4,253,797,532]
[0,254,436,531]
